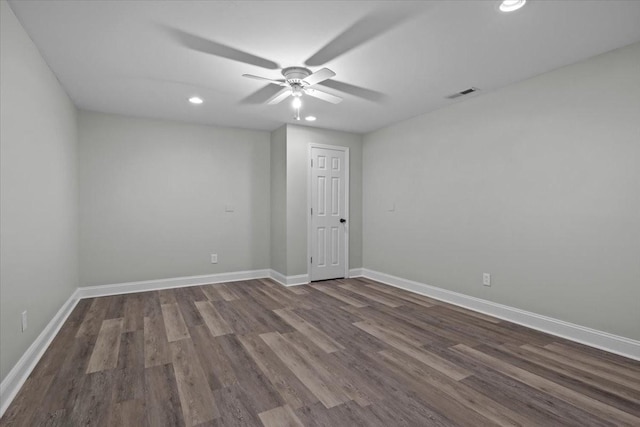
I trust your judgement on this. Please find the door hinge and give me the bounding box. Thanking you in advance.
[311,208,313,216]
[310,257,313,264]
[311,159,313,167]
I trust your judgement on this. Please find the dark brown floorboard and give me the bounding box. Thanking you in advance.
[2,278,639,426]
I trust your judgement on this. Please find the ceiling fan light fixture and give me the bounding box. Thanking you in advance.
[499,0,526,12]
[292,97,302,109]
[188,96,204,104]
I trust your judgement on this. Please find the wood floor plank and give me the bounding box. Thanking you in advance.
[215,334,285,412]
[351,317,426,350]
[284,331,372,407]
[170,339,220,426]
[195,300,233,336]
[144,364,185,427]
[190,324,238,390]
[258,279,313,309]
[545,342,640,381]
[232,296,294,334]
[108,399,148,427]
[259,405,305,427]
[286,285,309,295]
[76,297,110,338]
[374,352,495,427]
[5,278,639,426]
[69,371,113,427]
[157,289,177,305]
[200,284,223,302]
[338,283,403,307]
[378,348,532,426]
[514,344,640,405]
[174,288,205,328]
[363,283,437,309]
[238,334,318,409]
[353,320,471,380]
[452,344,640,426]
[216,283,241,301]
[274,308,345,353]
[311,284,368,307]
[260,331,350,408]
[0,374,55,426]
[112,366,145,403]
[87,318,124,373]
[479,343,640,416]
[37,336,95,413]
[105,294,126,319]
[143,315,172,368]
[118,330,144,370]
[143,291,163,318]
[161,303,190,342]
[525,343,640,391]
[123,294,145,332]
[213,384,262,426]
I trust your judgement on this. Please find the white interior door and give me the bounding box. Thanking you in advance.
[309,145,349,281]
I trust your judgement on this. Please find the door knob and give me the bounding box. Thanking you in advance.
[340,218,346,223]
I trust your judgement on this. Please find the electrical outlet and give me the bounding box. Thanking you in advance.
[210,254,218,264]
[483,273,491,287]
[22,310,28,332]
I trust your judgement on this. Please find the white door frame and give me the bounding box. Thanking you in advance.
[307,143,350,281]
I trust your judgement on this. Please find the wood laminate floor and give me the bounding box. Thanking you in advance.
[2,277,639,426]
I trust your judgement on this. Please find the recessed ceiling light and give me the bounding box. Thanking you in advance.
[305,116,317,122]
[188,96,203,104]
[499,0,526,12]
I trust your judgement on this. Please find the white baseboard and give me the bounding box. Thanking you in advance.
[361,268,640,361]
[76,269,272,298]
[0,289,80,417]
[269,268,364,286]
[348,268,364,277]
[269,270,309,286]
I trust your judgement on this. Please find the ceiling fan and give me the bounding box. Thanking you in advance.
[242,67,343,106]
[166,5,424,111]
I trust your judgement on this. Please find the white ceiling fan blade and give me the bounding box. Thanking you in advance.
[267,87,293,105]
[304,88,343,104]
[242,74,288,86]
[303,68,336,86]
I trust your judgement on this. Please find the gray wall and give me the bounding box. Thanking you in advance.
[363,42,640,340]
[286,125,363,276]
[270,125,287,275]
[0,0,79,381]
[78,111,271,286]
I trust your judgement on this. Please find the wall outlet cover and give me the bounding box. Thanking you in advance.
[210,254,218,264]
[483,273,491,287]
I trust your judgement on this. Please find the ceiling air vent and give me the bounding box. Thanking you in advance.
[446,87,479,99]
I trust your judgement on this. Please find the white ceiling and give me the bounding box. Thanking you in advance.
[9,0,640,134]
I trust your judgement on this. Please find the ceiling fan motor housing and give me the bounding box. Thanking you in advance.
[282,67,312,86]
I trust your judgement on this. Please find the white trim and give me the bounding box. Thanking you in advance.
[361,268,640,361]
[349,268,364,277]
[0,289,81,417]
[269,270,309,287]
[308,143,350,282]
[76,269,271,298]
